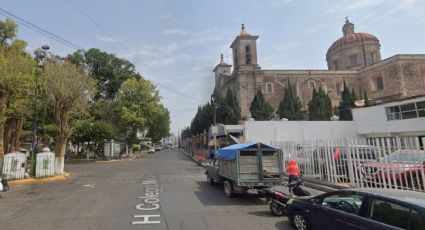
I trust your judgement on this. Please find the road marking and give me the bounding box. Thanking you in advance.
[82,184,95,188]
[132,176,162,225]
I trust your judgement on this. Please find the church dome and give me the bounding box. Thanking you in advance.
[327,32,379,55]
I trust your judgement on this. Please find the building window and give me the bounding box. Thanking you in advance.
[245,45,251,64]
[349,54,358,66]
[333,60,339,70]
[386,100,425,120]
[265,83,273,93]
[308,80,316,89]
[370,76,384,91]
[370,52,377,64]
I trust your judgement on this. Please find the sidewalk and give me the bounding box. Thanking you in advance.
[178,148,338,193]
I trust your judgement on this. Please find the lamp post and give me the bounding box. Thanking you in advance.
[31,44,50,176]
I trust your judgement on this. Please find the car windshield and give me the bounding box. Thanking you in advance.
[383,151,425,163]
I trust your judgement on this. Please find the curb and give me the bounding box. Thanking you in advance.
[9,173,71,185]
[178,148,206,167]
[65,159,96,164]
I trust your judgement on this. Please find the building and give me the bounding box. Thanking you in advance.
[213,20,425,119]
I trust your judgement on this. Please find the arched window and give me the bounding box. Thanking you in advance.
[245,45,251,64]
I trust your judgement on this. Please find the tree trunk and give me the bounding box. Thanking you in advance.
[13,118,24,151]
[3,120,11,154]
[0,94,10,170]
[55,138,66,175]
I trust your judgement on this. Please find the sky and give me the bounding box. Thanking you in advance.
[1,0,425,135]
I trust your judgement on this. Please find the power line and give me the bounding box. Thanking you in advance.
[0,7,83,50]
[64,0,130,50]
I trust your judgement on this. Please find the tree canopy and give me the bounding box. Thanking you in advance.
[338,81,357,120]
[308,87,332,121]
[277,81,303,120]
[249,88,274,121]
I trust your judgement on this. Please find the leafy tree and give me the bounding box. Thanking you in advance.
[117,77,161,144]
[338,81,357,120]
[0,19,36,168]
[214,90,241,124]
[190,103,212,135]
[249,88,274,120]
[308,87,332,120]
[81,48,136,100]
[277,81,303,120]
[43,60,96,174]
[147,105,170,142]
[70,119,114,154]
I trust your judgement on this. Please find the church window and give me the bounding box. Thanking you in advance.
[309,80,316,89]
[370,76,384,91]
[245,45,251,64]
[370,52,377,64]
[333,60,339,70]
[266,83,274,93]
[349,54,358,66]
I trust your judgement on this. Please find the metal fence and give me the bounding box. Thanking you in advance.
[36,151,56,178]
[2,152,27,180]
[272,137,425,193]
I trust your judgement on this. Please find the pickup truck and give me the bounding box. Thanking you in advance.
[205,143,283,197]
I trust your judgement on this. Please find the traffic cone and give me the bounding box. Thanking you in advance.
[198,153,206,161]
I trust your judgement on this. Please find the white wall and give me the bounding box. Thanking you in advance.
[352,97,425,137]
[244,121,357,144]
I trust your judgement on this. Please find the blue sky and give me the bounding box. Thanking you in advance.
[2,0,425,135]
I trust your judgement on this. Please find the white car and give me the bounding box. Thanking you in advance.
[148,147,155,153]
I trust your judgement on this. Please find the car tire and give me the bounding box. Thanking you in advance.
[207,174,214,185]
[292,211,310,230]
[223,180,234,198]
[269,200,285,216]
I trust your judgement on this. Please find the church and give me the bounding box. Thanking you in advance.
[213,19,425,120]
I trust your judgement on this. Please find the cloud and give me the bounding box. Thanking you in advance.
[161,28,187,35]
[159,43,179,53]
[96,36,120,43]
[183,28,233,46]
[160,14,172,19]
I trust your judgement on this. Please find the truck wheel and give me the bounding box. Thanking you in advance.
[207,174,214,185]
[223,180,234,198]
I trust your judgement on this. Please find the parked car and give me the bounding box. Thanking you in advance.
[312,145,379,181]
[147,147,155,153]
[287,188,425,230]
[154,145,161,151]
[361,149,425,188]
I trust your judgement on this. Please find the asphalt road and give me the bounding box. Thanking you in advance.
[0,149,322,230]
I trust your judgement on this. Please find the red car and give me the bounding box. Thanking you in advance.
[361,150,425,189]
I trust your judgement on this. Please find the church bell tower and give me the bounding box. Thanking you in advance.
[230,24,259,72]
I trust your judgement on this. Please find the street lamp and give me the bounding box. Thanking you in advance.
[31,44,50,176]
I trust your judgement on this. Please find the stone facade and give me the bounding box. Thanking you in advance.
[213,21,425,120]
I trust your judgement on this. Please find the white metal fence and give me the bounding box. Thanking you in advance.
[272,137,425,193]
[2,152,27,180]
[36,151,56,178]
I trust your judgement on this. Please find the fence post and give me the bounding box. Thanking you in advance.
[345,138,356,187]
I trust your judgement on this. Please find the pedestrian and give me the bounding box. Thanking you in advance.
[209,147,214,160]
[286,159,300,194]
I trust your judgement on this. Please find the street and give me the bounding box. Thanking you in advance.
[0,150,321,230]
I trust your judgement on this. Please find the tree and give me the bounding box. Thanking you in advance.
[249,88,274,120]
[277,81,303,120]
[308,87,332,120]
[80,48,136,100]
[118,77,161,144]
[0,19,36,168]
[214,90,241,124]
[43,60,95,174]
[147,105,170,142]
[338,81,357,120]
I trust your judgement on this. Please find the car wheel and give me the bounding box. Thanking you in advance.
[292,211,310,230]
[223,180,234,198]
[207,174,214,185]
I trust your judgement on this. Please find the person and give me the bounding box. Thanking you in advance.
[209,147,214,160]
[286,159,301,194]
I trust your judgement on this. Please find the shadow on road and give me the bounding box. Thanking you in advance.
[275,220,294,230]
[194,181,266,206]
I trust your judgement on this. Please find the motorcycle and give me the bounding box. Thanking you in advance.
[0,174,9,192]
[259,179,311,216]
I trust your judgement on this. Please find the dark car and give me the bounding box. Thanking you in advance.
[287,188,425,230]
[361,150,425,189]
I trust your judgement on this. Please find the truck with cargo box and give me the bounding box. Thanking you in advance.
[205,143,283,197]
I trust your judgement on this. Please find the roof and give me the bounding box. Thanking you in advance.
[327,33,379,55]
[349,188,425,208]
[217,142,275,159]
